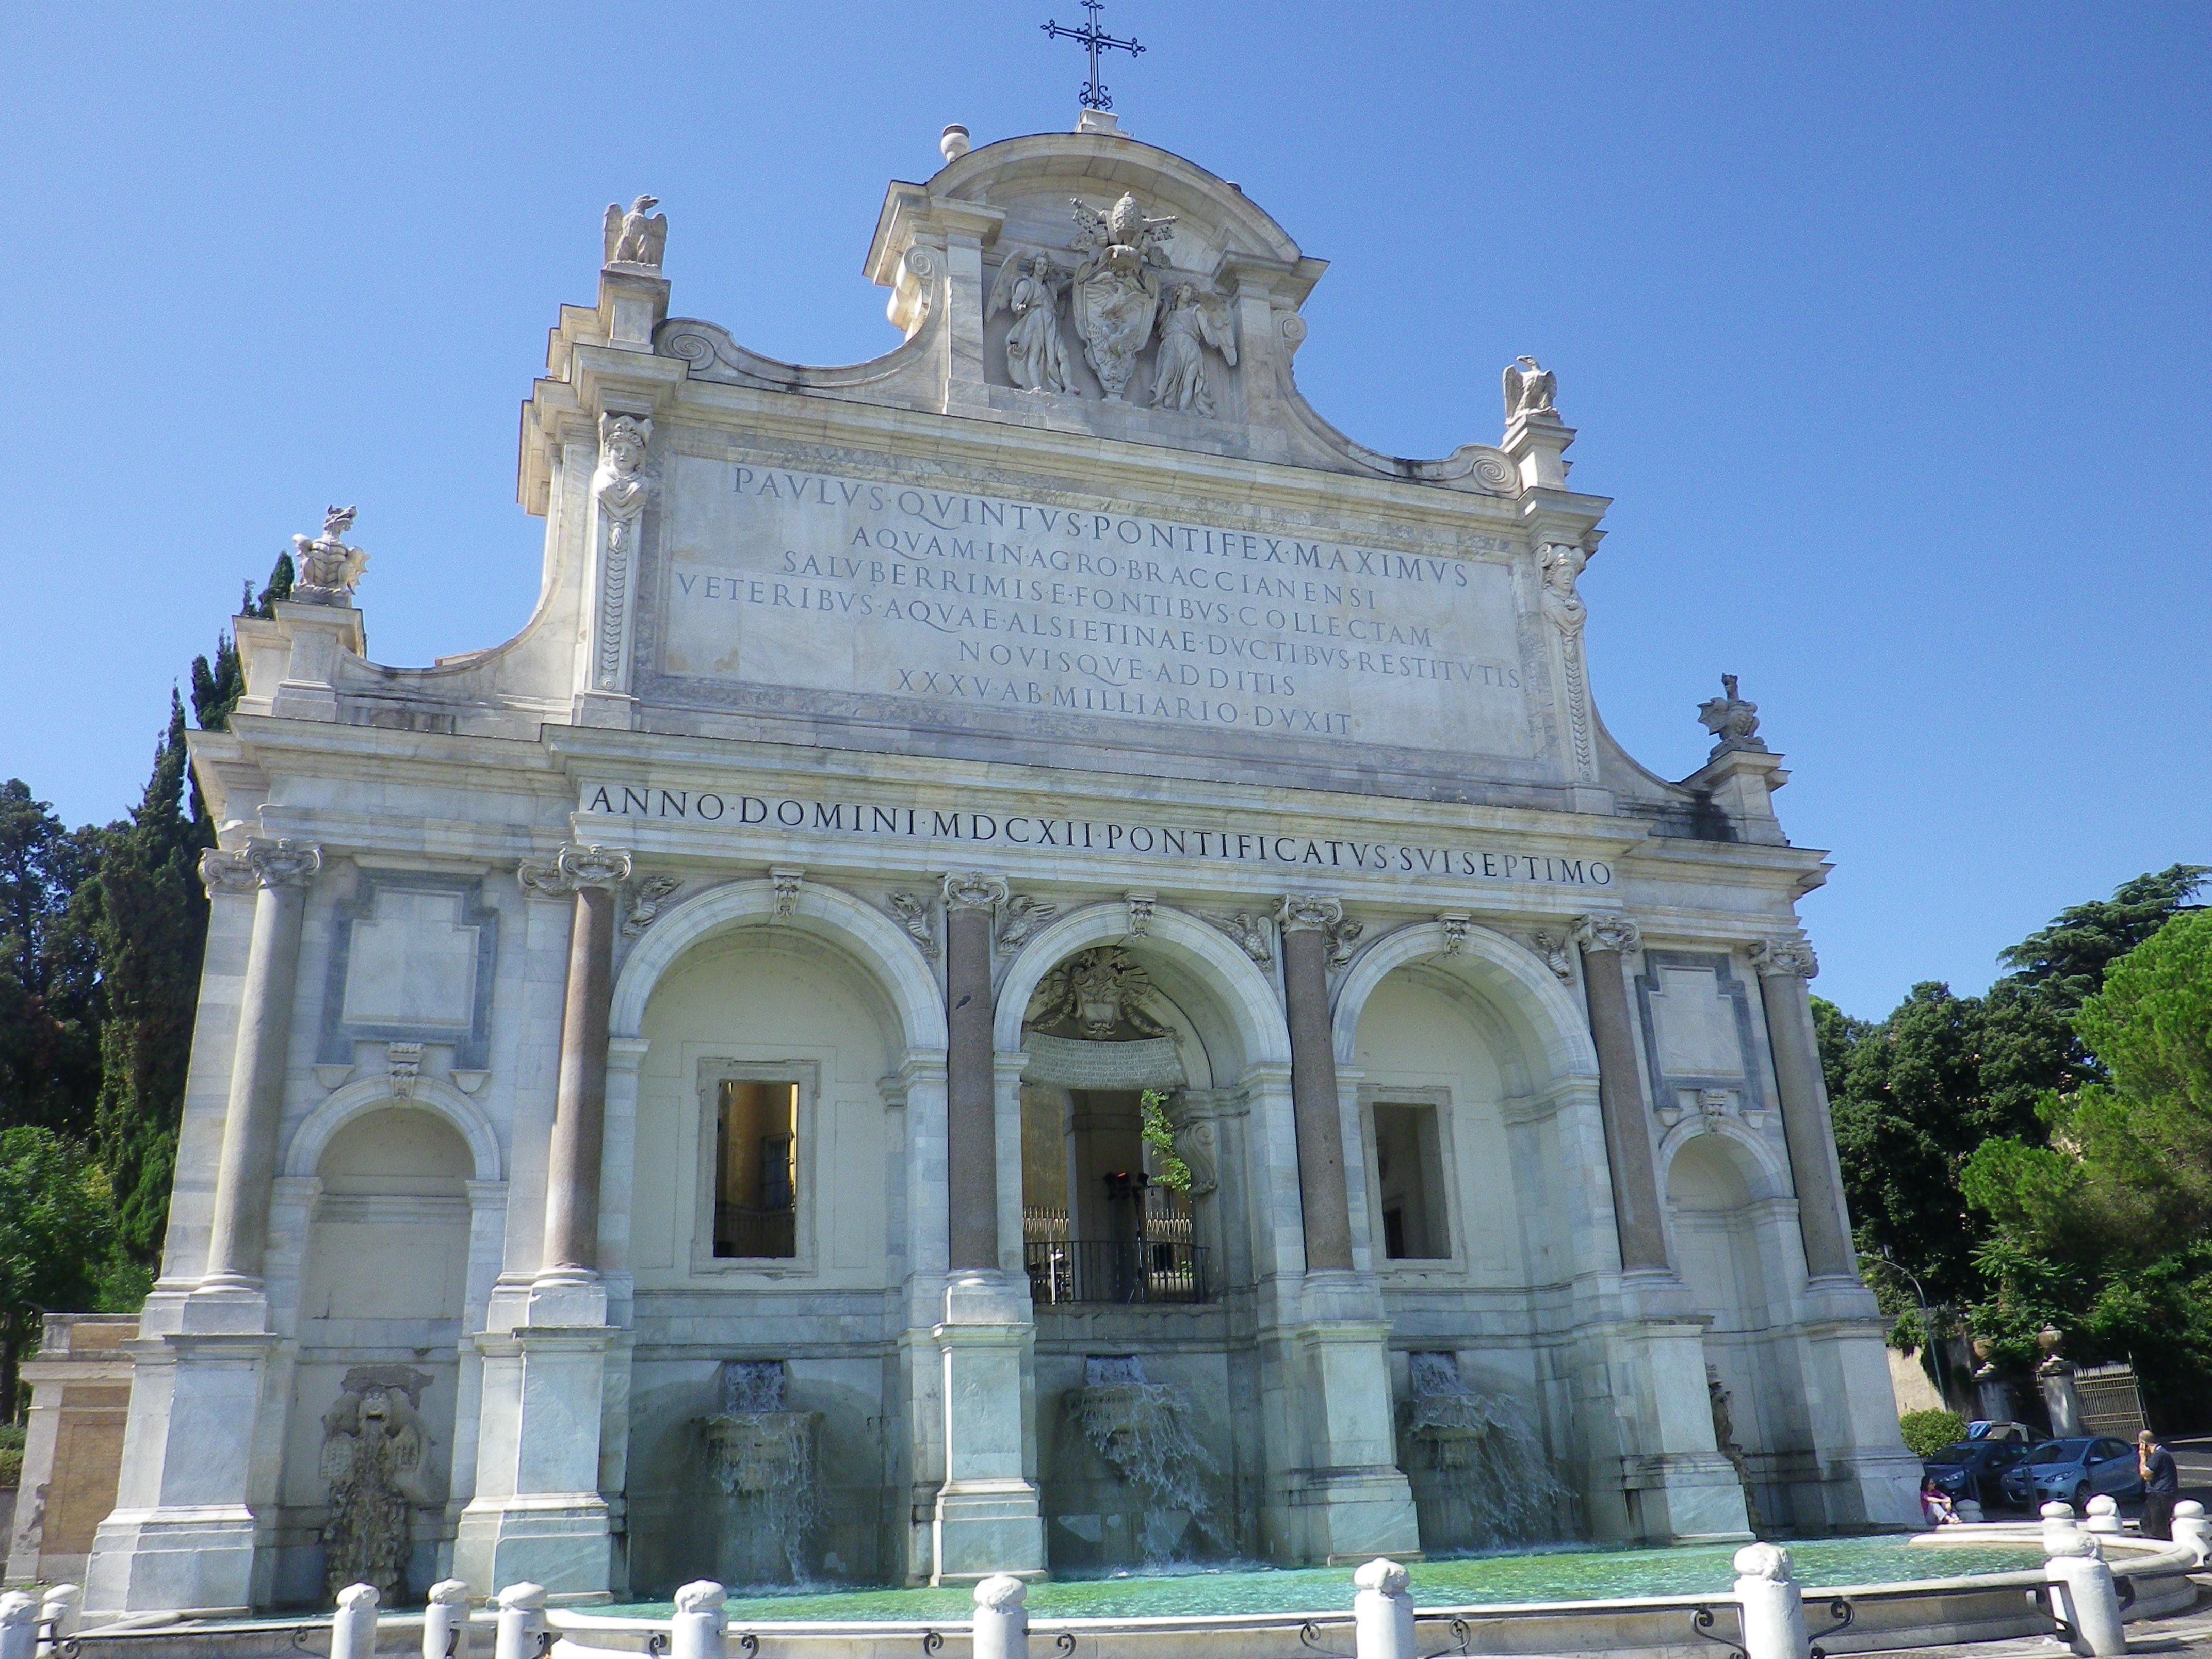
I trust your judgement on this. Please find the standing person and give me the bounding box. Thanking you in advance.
[2139,1431,2180,1539]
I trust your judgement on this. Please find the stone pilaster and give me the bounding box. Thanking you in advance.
[1575,915,1670,1273]
[1747,939,1855,1281]
[1276,893,1354,1273]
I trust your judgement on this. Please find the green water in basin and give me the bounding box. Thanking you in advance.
[596,1538,2045,1624]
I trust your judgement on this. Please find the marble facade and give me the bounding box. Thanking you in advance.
[83,115,1916,1614]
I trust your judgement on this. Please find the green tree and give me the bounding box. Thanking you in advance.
[1963,910,2212,1418]
[1810,995,1871,1105]
[79,694,212,1261]
[0,1125,120,1419]
[0,783,104,1136]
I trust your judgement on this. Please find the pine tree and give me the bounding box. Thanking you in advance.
[80,694,212,1261]
[0,784,103,1136]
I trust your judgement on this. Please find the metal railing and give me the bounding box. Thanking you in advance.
[713,1203,795,1259]
[1025,1238,1210,1305]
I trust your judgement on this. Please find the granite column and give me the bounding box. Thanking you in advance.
[538,847,629,1285]
[1576,915,1670,1273]
[201,839,323,1294]
[1750,939,1855,1278]
[1277,894,1354,1273]
[942,873,1005,1272]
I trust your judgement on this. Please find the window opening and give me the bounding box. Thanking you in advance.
[715,1080,798,1258]
[1373,1101,1448,1260]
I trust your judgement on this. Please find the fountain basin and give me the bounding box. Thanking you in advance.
[552,1531,2200,1659]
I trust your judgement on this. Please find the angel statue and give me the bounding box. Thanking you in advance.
[987,253,1076,394]
[1150,284,1237,416]
[603,194,668,270]
[320,1367,433,1604]
[1503,355,1558,422]
[290,506,369,606]
[1068,191,1176,401]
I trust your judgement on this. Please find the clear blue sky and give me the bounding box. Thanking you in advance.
[2,3,2204,1021]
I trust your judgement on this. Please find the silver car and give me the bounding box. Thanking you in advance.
[2001,1436,2146,1508]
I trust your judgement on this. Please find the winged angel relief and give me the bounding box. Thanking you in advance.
[986,253,1076,393]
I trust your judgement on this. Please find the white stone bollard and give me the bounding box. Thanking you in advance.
[2085,1495,2123,1536]
[672,1582,728,1659]
[424,1581,473,1659]
[972,1575,1029,1659]
[2043,1500,2081,1556]
[333,1584,381,1659]
[1352,1559,1416,1659]
[1955,1499,1985,1524]
[35,1586,80,1657]
[1732,1543,1810,1659]
[2172,1500,2212,1566]
[2045,1532,2126,1658]
[1,1594,40,1659]
[494,1583,548,1659]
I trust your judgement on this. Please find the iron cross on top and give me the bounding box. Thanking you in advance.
[1043,0,1144,111]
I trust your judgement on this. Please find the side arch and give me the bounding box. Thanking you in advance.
[1657,1116,1794,1202]
[609,876,947,1049]
[1330,920,1599,1084]
[285,1074,502,1181]
[993,902,1290,1070]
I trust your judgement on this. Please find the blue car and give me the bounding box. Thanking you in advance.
[1924,1438,2030,1508]
[2001,1437,2146,1508]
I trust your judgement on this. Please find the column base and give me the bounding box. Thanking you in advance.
[1619,1453,1755,1543]
[1267,1471,1423,1566]
[83,1505,257,1617]
[452,1494,614,1599]
[1797,1450,1925,1531]
[1264,1315,1420,1565]
[930,1273,1043,1586]
[931,1480,1046,1586]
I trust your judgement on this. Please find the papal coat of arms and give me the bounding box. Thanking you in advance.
[1067,191,1177,401]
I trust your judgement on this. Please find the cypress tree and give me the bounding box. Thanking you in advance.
[0,784,103,1137]
[81,693,212,1261]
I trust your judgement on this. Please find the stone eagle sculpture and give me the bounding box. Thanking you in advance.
[1503,355,1557,422]
[603,194,668,269]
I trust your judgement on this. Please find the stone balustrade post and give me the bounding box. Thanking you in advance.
[1575,916,1670,1273]
[1278,894,1355,1273]
[971,1575,1029,1659]
[332,1584,380,1659]
[1750,940,1856,1279]
[671,1581,727,1659]
[524,845,631,1286]
[2045,1533,2126,1658]
[1732,1544,1810,1659]
[200,839,323,1292]
[492,1584,546,1659]
[1351,1559,1414,1659]
[35,1586,80,1656]
[422,1581,471,1659]
[942,874,1007,1272]
[2170,1500,2211,1565]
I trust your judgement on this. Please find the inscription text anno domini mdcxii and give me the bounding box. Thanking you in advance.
[658,460,1533,756]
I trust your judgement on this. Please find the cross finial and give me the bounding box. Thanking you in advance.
[1042,1,1144,112]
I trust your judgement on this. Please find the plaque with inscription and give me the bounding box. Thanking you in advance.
[644,456,1543,782]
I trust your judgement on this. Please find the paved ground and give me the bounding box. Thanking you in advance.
[1850,1584,2212,1657]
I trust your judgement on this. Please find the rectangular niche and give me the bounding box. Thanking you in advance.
[317,870,499,1069]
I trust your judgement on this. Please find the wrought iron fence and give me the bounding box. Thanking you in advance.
[1025,1238,1210,1305]
[714,1202,796,1258]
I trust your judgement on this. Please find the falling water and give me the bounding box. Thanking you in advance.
[1400,1352,1575,1551]
[701,1359,822,1582]
[1067,1355,1228,1564]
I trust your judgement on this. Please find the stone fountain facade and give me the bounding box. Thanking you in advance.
[79,111,1918,1614]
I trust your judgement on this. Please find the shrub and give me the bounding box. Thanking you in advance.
[1899,1408,1969,1459]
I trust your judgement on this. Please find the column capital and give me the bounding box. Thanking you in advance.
[1749,937,1819,980]
[198,848,259,897]
[1574,913,1642,955]
[518,842,632,897]
[242,838,322,888]
[941,871,1009,915]
[1279,893,1363,968]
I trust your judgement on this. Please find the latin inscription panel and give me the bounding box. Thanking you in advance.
[655,457,1538,760]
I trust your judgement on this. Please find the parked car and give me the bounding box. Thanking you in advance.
[1924,1438,2031,1508]
[2000,1437,2146,1508]
[1969,1420,2050,1445]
